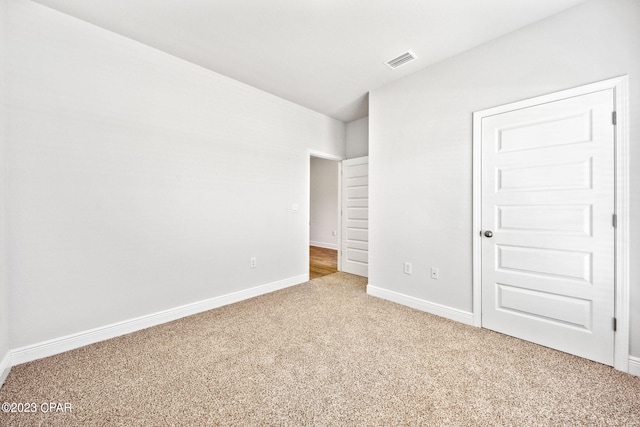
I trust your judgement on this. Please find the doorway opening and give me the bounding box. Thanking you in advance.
[309,155,341,280]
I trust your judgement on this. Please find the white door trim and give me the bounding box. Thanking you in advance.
[472,76,630,372]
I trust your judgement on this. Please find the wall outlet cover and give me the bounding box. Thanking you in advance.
[404,262,412,274]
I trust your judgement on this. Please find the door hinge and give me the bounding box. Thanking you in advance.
[613,213,617,228]
[612,111,617,125]
[613,317,617,332]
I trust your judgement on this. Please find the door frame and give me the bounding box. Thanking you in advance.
[308,150,344,273]
[472,76,630,372]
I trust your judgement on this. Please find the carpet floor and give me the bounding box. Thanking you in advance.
[1,272,639,426]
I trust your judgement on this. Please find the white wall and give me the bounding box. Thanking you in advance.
[0,0,10,383]
[310,157,339,250]
[6,0,344,350]
[346,117,369,159]
[369,0,640,357]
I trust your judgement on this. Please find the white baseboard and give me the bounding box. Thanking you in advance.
[629,356,640,377]
[11,274,308,366]
[0,351,10,389]
[310,241,338,250]
[367,284,474,326]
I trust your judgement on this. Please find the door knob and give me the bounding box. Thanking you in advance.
[484,230,493,238]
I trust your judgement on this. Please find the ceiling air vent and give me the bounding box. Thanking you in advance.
[385,50,417,70]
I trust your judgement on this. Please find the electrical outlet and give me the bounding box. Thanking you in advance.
[332,230,337,236]
[431,267,439,279]
[250,257,257,268]
[404,262,412,274]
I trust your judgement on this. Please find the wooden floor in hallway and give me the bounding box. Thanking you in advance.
[310,246,338,280]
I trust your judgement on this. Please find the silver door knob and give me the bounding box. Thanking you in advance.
[484,230,493,238]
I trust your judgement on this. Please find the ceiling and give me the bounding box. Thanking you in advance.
[32,0,588,123]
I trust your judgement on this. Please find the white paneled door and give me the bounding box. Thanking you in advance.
[480,89,615,365]
[341,156,368,277]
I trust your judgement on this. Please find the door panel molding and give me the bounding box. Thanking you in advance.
[341,156,369,277]
[472,76,629,372]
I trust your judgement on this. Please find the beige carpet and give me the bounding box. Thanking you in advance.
[1,272,639,426]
